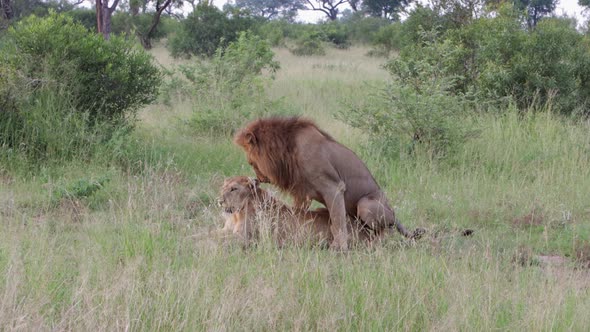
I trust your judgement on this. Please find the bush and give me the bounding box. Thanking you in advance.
[65,9,97,31]
[392,5,590,115]
[342,14,390,44]
[319,22,350,49]
[290,31,325,56]
[0,12,160,161]
[168,4,257,58]
[164,31,291,136]
[257,20,292,47]
[338,36,475,160]
[370,22,404,56]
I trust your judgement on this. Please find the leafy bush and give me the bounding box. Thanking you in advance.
[339,36,475,160]
[168,4,257,58]
[3,12,160,121]
[319,22,350,49]
[0,12,160,161]
[290,31,325,56]
[257,20,292,47]
[369,22,404,56]
[393,5,590,115]
[164,31,290,136]
[65,9,96,31]
[341,14,390,44]
[52,176,110,206]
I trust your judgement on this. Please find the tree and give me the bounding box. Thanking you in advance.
[137,0,178,48]
[234,0,302,19]
[6,0,84,20]
[168,3,256,57]
[513,0,556,28]
[302,0,347,21]
[363,0,411,20]
[96,0,120,39]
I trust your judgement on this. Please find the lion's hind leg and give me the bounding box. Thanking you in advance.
[356,196,413,239]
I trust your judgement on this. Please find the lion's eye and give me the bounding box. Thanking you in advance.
[230,187,238,192]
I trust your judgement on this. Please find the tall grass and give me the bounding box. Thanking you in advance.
[1,44,589,330]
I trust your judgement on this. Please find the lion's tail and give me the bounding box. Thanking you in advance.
[391,214,425,240]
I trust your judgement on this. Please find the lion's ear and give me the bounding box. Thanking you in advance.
[245,131,257,146]
[234,129,257,148]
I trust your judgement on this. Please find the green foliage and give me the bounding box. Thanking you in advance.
[52,176,110,205]
[369,22,404,55]
[393,5,590,115]
[3,12,161,121]
[290,31,326,56]
[234,0,302,20]
[0,85,124,162]
[319,21,351,49]
[0,12,160,162]
[342,14,390,44]
[257,20,292,46]
[512,0,557,28]
[164,31,288,135]
[339,39,474,159]
[64,9,96,31]
[362,0,410,21]
[112,12,179,43]
[400,5,450,46]
[168,4,257,58]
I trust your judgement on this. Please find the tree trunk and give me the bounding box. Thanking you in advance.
[102,5,111,39]
[329,9,337,20]
[139,0,172,50]
[96,0,120,40]
[1,0,14,20]
[96,0,102,34]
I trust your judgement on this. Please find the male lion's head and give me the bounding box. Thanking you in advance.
[218,176,260,214]
[234,117,310,187]
[233,128,271,184]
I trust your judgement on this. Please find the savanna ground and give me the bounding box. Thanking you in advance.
[1,44,590,330]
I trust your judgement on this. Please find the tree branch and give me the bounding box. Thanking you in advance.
[108,0,120,13]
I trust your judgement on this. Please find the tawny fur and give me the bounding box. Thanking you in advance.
[234,116,423,250]
[218,176,371,247]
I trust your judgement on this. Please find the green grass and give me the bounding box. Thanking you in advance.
[1,43,590,330]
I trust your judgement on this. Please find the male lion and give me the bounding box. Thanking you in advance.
[218,176,371,247]
[234,117,424,250]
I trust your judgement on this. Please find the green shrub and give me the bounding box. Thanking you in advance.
[257,20,292,47]
[164,31,290,136]
[65,9,96,31]
[52,175,110,206]
[290,31,325,56]
[168,4,256,58]
[3,12,160,121]
[339,36,475,160]
[370,22,404,56]
[0,12,160,161]
[320,22,350,49]
[393,5,590,115]
[342,14,390,44]
[474,17,590,113]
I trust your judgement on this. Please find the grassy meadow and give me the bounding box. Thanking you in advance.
[1,44,590,330]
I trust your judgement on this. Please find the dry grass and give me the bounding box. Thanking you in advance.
[1,44,590,330]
